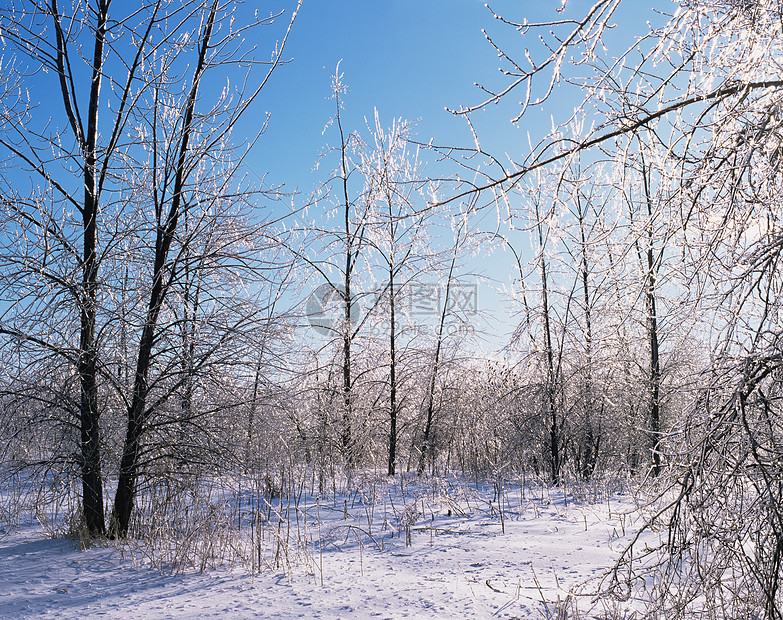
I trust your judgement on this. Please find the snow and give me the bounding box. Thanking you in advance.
[0,477,655,619]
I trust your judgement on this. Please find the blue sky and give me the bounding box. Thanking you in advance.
[0,0,677,352]
[243,0,662,349]
[250,0,584,193]
[247,0,662,202]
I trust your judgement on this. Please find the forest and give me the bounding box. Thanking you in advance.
[0,0,782,618]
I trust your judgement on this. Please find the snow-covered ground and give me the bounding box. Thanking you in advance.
[0,477,656,618]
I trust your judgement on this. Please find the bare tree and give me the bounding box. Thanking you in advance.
[444,0,783,613]
[288,69,376,469]
[0,0,163,536]
[415,219,467,476]
[0,0,299,538]
[361,112,429,475]
[556,163,614,479]
[107,1,299,538]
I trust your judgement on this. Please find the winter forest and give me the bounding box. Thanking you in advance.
[1,0,782,618]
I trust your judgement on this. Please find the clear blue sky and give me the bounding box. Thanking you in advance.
[242,0,661,350]
[249,0,608,193]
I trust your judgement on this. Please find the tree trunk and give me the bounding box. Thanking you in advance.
[335,90,356,468]
[388,265,397,476]
[537,207,561,485]
[577,195,599,479]
[417,241,458,475]
[70,0,109,537]
[109,1,217,538]
[342,285,353,464]
[642,165,662,477]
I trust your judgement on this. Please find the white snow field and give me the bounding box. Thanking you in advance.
[0,476,656,619]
